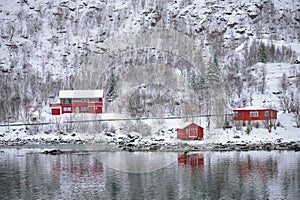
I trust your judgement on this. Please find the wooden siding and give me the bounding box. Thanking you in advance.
[50,97,103,115]
[177,123,204,140]
[233,109,277,121]
[51,108,60,115]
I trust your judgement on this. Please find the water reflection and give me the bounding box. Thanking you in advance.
[178,153,204,169]
[52,158,104,176]
[0,148,299,200]
[94,151,178,173]
[239,157,278,180]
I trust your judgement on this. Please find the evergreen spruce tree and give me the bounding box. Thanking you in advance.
[107,71,117,101]
[205,56,226,128]
[206,56,221,86]
[258,43,268,63]
[190,72,197,88]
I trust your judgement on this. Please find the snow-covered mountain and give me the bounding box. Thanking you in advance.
[0,0,299,131]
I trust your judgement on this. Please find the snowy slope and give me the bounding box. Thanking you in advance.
[0,0,299,145]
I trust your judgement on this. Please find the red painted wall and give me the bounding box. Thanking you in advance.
[233,109,277,121]
[51,108,60,115]
[61,105,73,114]
[177,123,204,140]
[51,98,103,115]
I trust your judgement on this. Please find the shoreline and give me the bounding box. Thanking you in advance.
[1,139,300,152]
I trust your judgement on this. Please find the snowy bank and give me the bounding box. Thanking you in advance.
[0,112,299,152]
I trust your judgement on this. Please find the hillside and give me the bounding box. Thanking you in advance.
[0,0,299,138]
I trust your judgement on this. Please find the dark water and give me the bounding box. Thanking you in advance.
[0,146,299,200]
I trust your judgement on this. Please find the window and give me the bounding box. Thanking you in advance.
[265,111,269,116]
[63,107,71,112]
[62,99,72,104]
[82,98,88,102]
[250,111,258,117]
[234,112,239,117]
[91,98,99,102]
[81,107,88,111]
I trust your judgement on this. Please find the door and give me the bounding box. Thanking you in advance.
[189,128,198,138]
[75,107,79,113]
[51,108,60,115]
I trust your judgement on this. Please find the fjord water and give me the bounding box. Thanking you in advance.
[0,147,299,200]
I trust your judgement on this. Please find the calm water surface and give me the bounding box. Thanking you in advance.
[0,145,299,200]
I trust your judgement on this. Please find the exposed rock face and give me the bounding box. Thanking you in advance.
[0,0,299,122]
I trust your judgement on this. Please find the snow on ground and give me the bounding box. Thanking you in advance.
[0,111,299,147]
[1,59,300,148]
[205,115,299,144]
[249,62,291,109]
[209,61,300,145]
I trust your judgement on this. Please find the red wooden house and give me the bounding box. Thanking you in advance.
[50,90,104,115]
[177,123,204,140]
[233,106,277,126]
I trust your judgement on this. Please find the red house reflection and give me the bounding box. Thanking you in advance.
[178,153,204,169]
[52,161,104,176]
[239,159,278,179]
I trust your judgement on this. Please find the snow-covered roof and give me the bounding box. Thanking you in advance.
[59,90,104,98]
[234,106,277,111]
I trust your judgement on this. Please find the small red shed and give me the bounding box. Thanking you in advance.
[177,123,204,140]
[233,106,277,126]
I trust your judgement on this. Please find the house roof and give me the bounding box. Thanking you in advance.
[234,106,277,111]
[59,90,104,98]
[177,122,203,129]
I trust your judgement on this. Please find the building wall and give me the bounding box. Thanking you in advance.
[177,124,204,139]
[233,110,277,121]
[51,108,60,115]
[61,105,73,114]
[51,98,103,115]
[233,109,277,128]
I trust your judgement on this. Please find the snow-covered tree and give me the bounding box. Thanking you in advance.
[293,93,300,128]
[258,43,268,63]
[260,64,267,94]
[206,56,221,86]
[205,56,226,128]
[106,70,117,101]
[280,72,288,94]
[279,95,291,113]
